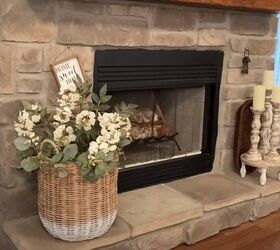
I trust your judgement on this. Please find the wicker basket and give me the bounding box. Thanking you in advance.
[38,163,118,242]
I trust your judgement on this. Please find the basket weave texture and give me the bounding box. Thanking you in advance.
[38,163,118,242]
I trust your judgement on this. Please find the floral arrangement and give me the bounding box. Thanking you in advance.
[13,78,136,181]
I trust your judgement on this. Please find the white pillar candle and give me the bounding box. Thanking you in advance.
[272,86,280,103]
[263,70,274,90]
[253,85,265,110]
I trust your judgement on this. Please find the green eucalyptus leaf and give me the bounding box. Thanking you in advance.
[84,170,98,182]
[99,84,107,98]
[58,169,68,178]
[120,129,127,139]
[95,151,106,160]
[95,166,105,178]
[76,151,89,164]
[62,144,78,162]
[101,95,112,103]
[97,161,107,171]
[14,137,31,151]
[92,93,100,104]
[21,100,32,110]
[52,152,63,163]
[98,104,110,111]
[107,161,116,173]
[106,152,115,161]
[119,138,131,148]
[80,165,91,176]
[20,157,39,172]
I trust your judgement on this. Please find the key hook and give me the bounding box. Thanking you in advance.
[244,48,250,58]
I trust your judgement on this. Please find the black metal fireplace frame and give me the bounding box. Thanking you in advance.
[94,49,224,192]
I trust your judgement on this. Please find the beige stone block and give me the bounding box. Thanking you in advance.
[217,149,236,173]
[128,6,149,18]
[198,29,227,46]
[118,184,203,237]
[2,0,55,42]
[229,55,267,69]
[2,182,37,220]
[57,14,149,46]
[47,74,59,106]
[0,44,13,94]
[4,216,131,250]
[44,44,94,72]
[168,174,259,211]
[231,37,276,55]
[220,127,235,149]
[218,200,254,230]
[0,100,22,125]
[108,4,128,16]
[269,15,278,37]
[199,11,226,24]
[0,166,17,189]
[266,57,275,70]
[230,13,270,36]
[227,69,263,84]
[149,31,197,47]
[16,47,42,73]
[99,241,138,250]
[152,6,197,31]
[223,85,254,100]
[16,78,43,94]
[59,1,104,15]
[253,194,280,219]
[223,100,245,126]
[133,225,184,250]
[184,213,220,244]
[0,128,19,169]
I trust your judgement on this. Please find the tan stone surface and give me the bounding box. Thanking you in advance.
[16,78,43,94]
[128,6,149,18]
[44,44,94,72]
[223,85,254,100]
[168,174,260,211]
[4,216,131,250]
[59,1,104,15]
[16,47,42,73]
[230,13,270,36]
[227,68,263,84]
[184,213,220,244]
[108,4,128,16]
[231,37,276,55]
[253,194,280,219]
[223,100,244,126]
[57,14,148,46]
[199,11,226,24]
[118,184,203,237]
[198,29,227,46]
[133,225,184,250]
[149,31,197,47]
[220,127,235,149]
[0,44,13,94]
[0,100,22,125]
[152,6,197,31]
[2,0,55,42]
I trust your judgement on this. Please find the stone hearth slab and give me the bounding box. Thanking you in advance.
[4,216,131,250]
[168,173,260,211]
[118,184,203,237]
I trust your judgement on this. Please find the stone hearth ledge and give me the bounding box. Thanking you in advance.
[4,173,279,250]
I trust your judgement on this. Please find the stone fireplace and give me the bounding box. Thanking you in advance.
[0,0,278,249]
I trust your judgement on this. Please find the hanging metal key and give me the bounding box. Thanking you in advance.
[241,48,251,74]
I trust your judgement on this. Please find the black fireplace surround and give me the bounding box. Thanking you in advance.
[94,49,224,192]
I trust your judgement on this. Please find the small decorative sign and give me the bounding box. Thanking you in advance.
[51,57,85,87]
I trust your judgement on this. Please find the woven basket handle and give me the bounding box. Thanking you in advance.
[38,139,60,158]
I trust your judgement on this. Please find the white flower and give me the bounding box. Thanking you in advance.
[54,107,72,124]
[53,125,76,146]
[59,82,77,95]
[76,110,96,131]
[31,104,41,111]
[89,141,99,155]
[31,114,41,123]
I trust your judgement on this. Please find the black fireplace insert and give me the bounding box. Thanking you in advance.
[94,49,223,192]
